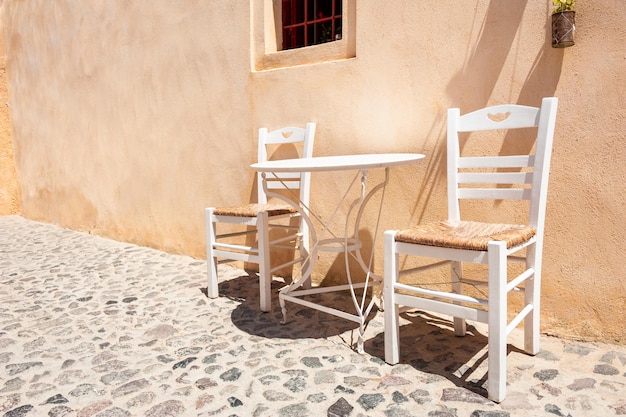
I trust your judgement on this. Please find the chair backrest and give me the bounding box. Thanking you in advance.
[447,97,558,235]
[256,122,316,206]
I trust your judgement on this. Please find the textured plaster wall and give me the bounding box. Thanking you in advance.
[0,15,19,215]
[1,0,253,254]
[1,1,624,343]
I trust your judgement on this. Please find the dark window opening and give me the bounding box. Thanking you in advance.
[282,0,342,50]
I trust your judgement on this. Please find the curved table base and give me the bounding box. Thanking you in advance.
[263,168,390,353]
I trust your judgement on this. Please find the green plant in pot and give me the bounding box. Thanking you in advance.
[552,0,575,48]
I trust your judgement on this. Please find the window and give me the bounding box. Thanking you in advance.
[281,0,342,50]
[252,0,355,71]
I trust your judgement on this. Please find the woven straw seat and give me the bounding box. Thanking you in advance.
[395,220,536,251]
[213,203,296,218]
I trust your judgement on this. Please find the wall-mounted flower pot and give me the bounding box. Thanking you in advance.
[552,11,575,48]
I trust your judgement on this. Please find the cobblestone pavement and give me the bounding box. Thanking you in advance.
[1,215,625,417]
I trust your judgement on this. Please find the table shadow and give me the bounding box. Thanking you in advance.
[209,271,378,350]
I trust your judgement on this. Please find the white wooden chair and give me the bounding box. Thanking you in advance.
[205,123,316,312]
[383,98,558,402]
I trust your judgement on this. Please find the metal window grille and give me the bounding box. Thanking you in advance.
[282,0,342,50]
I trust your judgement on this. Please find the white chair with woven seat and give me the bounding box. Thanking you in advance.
[205,122,316,312]
[383,98,558,402]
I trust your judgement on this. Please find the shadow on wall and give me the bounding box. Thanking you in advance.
[446,0,562,116]
[447,0,564,196]
[409,0,564,225]
[447,0,531,111]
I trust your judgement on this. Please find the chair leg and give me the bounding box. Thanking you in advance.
[384,231,400,364]
[299,216,312,290]
[524,243,541,355]
[451,261,467,336]
[487,241,507,402]
[257,212,272,312]
[205,208,219,299]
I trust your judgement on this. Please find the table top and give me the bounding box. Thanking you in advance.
[251,153,425,173]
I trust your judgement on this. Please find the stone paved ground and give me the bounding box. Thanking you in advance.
[0,215,624,417]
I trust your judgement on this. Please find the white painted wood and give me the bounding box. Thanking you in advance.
[457,171,533,184]
[459,155,534,168]
[206,123,316,312]
[383,230,400,364]
[457,104,541,131]
[251,153,424,173]
[383,98,558,402]
[205,207,219,299]
[487,241,508,402]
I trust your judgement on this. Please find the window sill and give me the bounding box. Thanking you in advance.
[255,38,355,71]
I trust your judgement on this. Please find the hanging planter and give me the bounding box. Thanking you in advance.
[552,0,576,48]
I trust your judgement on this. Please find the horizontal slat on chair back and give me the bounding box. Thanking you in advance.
[457,154,534,201]
[458,155,534,168]
[458,171,533,185]
[265,173,302,190]
[457,105,541,132]
[458,188,532,200]
[264,127,308,145]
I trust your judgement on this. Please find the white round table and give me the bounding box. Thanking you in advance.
[252,153,425,352]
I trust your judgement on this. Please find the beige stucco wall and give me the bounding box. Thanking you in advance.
[1,1,624,343]
[0,15,19,215]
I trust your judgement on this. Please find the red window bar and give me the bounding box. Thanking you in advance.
[282,0,342,50]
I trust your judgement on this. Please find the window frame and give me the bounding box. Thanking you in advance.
[252,0,355,71]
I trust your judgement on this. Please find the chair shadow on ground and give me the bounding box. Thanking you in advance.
[202,273,526,398]
[363,310,526,398]
[204,271,378,350]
